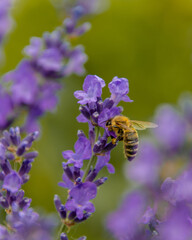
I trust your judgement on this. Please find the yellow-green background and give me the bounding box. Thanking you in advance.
[1,0,192,239]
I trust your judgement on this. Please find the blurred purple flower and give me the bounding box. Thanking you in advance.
[4,207,55,240]
[4,61,38,105]
[154,105,187,151]
[161,169,192,205]
[157,204,192,240]
[65,182,97,219]
[3,171,22,193]
[106,191,147,240]
[125,140,162,186]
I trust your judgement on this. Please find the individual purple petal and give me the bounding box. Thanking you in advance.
[95,153,114,174]
[69,182,97,203]
[3,171,22,193]
[154,105,187,151]
[74,75,105,105]
[108,76,132,105]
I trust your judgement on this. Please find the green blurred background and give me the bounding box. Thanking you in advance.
[1,0,192,239]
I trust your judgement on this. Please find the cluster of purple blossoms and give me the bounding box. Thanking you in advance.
[54,74,132,238]
[0,0,93,133]
[106,93,192,240]
[0,127,54,239]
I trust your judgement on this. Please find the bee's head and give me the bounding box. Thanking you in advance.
[106,119,112,127]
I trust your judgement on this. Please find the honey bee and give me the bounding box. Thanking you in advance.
[106,116,158,161]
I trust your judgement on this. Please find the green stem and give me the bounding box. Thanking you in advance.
[82,126,100,182]
[56,222,66,240]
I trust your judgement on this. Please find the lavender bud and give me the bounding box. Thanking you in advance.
[9,127,20,146]
[92,111,99,124]
[68,211,76,220]
[97,100,103,113]
[16,190,25,202]
[78,237,87,240]
[19,160,32,176]
[1,138,9,147]
[54,195,62,212]
[63,165,73,181]
[60,233,68,240]
[23,151,38,159]
[102,142,117,152]
[103,98,114,109]
[0,197,9,208]
[21,174,30,183]
[85,169,98,182]
[63,18,75,34]
[3,131,11,145]
[77,130,86,138]
[16,141,27,156]
[79,105,90,119]
[94,177,108,187]
[1,159,11,174]
[73,167,81,179]
[19,198,31,209]
[59,205,67,219]
[93,141,102,153]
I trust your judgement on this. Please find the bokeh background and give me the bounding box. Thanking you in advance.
[1,0,192,239]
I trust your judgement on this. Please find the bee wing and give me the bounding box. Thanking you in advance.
[131,120,158,130]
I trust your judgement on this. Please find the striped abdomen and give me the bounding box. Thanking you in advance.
[123,129,139,161]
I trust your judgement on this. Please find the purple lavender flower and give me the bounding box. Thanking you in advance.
[65,182,97,219]
[154,105,187,151]
[0,5,90,132]
[157,204,192,240]
[108,76,132,106]
[74,75,105,105]
[62,131,92,168]
[1,207,56,240]
[4,61,38,105]
[0,127,38,211]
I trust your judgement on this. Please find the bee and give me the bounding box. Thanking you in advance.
[106,116,158,161]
